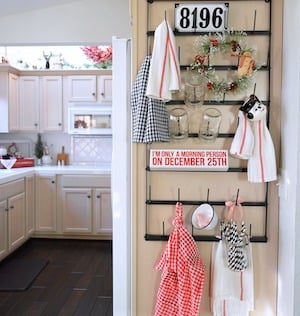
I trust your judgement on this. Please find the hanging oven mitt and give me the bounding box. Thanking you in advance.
[230,110,254,159]
[221,198,249,272]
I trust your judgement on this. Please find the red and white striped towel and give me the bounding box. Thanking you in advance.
[210,240,254,316]
[146,20,181,101]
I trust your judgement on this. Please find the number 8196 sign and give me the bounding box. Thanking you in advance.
[174,3,229,33]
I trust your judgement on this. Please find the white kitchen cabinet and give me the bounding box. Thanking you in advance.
[0,70,19,133]
[40,76,63,131]
[19,76,39,131]
[97,75,112,103]
[61,188,93,234]
[0,178,26,261]
[94,188,112,234]
[19,76,63,132]
[35,174,57,233]
[0,199,8,261]
[25,175,35,237]
[59,175,112,238]
[66,75,97,102]
[8,73,19,131]
[64,74,112,103]
[7,192,26,252]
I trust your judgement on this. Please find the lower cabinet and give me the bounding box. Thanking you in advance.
[61,188,93,234]
[0,178,26,262]
[33,173,112,239]
[93,188,112,234]
[35,174,57,233]
[25,175,35,237]
[59,175,112,238]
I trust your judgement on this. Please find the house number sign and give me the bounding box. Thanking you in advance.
[149,149,229,171]
[174,3,229,32]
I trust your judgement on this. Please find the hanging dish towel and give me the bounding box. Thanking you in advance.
[154,202,205,316]
[247,113,277,182]
[210,196,254,315]
[131,55,170,143]
[211,240,254,316]
[230,100,277,183]
[146,20,181,101]
[230,110,254,159]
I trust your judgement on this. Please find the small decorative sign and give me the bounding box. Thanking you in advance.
[174,3,229,33]
[149,149,229,171]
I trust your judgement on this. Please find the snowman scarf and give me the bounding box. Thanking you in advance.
[230,100,277,183]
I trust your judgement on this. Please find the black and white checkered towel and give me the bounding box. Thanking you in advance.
[131,55,170,143]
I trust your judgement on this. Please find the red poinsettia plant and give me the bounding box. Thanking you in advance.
[81,45,112,69]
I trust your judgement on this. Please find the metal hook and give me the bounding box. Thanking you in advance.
[178,46,181,63]
[206,188,210,202]
[253,10,257,31]
[162,221,165,236]
[235,188,240,205]
[253,83,257,96]
[148,185,152,201]
[178,188,181,201]
[164,10,167,21]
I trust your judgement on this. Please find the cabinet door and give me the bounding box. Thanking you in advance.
[67,76,97,102]
[7,192,26,252]
[0,199,8,261]
[97,75,112,103]
[25,175,35,237]
[61,188,93,234]
[8,73,19,131]
[94,188,112,235]
[35,175,57,232]
[41,76,63,131]
[19,76,39,131]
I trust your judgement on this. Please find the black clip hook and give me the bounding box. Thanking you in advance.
[235,188,240,205]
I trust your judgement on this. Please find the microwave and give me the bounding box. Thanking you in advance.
[68,105,112,135]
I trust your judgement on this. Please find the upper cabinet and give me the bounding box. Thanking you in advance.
[64,74,112,103]
[40,76,63,131]
[19,76,40,131]
[19,76,63,132]
[0,70,19,133]
[97,75,112,103]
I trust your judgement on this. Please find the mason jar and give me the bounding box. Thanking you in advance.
[199,108,222,141]
[169,108,189,139]
[184,68,206,106]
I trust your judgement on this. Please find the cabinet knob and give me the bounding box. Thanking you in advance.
[5,208,9,212]
[96,195,100,199]
[34,123,38,127]
[101,92,104,96]
[87,195,91,198]
[10,205,14,209]
[58,123,62,126]
[92,92,96,96]
[51,180,55,184]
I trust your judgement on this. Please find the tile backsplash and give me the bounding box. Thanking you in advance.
[70,135,112,165]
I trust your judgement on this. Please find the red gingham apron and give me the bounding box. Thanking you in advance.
[154,202,205,316]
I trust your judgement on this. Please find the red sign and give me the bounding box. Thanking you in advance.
[149,149,228,171]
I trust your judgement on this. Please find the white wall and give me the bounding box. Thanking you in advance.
[278,0,300,314]
[0,0,131,45]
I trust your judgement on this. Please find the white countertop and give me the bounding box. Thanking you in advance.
[0,164,111,184]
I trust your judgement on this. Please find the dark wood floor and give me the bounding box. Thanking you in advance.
[0,238,112,316]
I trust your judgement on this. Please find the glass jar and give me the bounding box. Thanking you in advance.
[169,108,189,139]
[199,108,222,141]
[184,68,206,106]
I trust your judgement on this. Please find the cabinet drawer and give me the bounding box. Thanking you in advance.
[0,178,25,200]
[61,175,110,188]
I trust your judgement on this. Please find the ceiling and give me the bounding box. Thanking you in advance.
[0,0,78,17]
